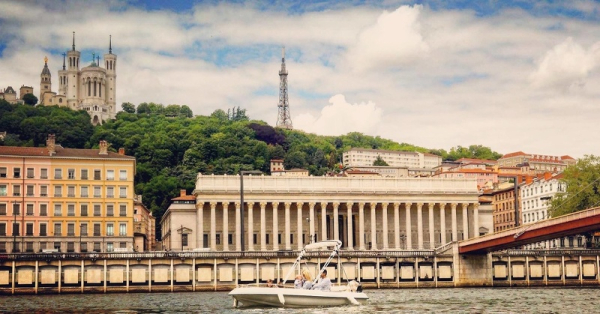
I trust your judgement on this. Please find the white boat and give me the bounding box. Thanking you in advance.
[229,240,368,308]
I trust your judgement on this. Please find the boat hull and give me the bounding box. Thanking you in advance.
[229,287,368,308]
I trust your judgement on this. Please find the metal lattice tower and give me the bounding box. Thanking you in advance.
[276,47,293,129]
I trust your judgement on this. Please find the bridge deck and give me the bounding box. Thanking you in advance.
[459,206,600,254]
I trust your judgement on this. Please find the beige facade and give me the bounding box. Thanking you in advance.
[498,151,576,174]
[134,195,155,251]
[343,148,441,172]
[162,174,483,252]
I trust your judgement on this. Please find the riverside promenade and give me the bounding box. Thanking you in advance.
[2,242,600,295]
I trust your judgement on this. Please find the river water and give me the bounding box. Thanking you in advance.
[2,288,599,313]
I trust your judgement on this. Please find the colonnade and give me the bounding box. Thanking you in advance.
[195,201,479,251]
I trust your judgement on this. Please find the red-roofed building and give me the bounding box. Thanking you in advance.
[498,151,576,174]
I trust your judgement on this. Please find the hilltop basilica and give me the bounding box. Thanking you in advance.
[39,32,117,125]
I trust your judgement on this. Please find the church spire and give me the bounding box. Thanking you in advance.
[109,35,112,54]
[72,31,76,51]
[62,52,66,70]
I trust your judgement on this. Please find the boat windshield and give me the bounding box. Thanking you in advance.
[303,240,342,251]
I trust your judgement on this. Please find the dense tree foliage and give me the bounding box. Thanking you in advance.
[549,155,600,217]
[441,145,503,161]
[373,155,389,166]
[0,99,93,147]
[22,93,38,106]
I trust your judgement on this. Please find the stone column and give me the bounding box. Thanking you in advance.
[320,202,326,242]
[272,203,279,251]
[370,203,377,250]
[440,203,447,245]
[235,202,241,251]
[333,202,339,241]
[248,202,254,251]
[394,203,400,249]
[309,202,316,243]
[382,203,389,249]
[473,203,479,238]
[347,202,354,250]
[197,203,203,249]
[285,202,291,250]
[451,203,457,242]
[417,203,424,250]
[428,203,435,249]
[297,203,303,250]
[210,202,217,251]
[462,203,469,240]
[260,202,267,251]
[405,203,412,250]
[222,203,229,251]
[358,202,366,250]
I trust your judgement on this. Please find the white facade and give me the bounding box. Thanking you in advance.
[520,176,565,224]
[343,148,442,171]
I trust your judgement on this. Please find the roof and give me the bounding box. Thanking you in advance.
[456,158,497,165]
[446,168,496,174]
[172,195,196,201]
[500,151,527,158]
[286,168,308,172]
[346,170,380,175]
[0,145,135,160]
[561,155,575,160]
[4,86,15,94]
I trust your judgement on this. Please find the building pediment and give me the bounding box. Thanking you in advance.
[177,226,193,234]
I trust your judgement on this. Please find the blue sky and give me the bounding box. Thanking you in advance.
[1,0,600,157]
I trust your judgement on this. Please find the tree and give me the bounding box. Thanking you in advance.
[122,102,135,113]
[180,105,193,118]
[22,93,38,106]
[373,155,389,166]
[549,155,600,217]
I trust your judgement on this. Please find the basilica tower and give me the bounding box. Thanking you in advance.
[103,35,117,117]
[39,57,51,104]
[66,32,81,108]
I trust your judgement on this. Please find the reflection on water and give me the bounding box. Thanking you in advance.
[2,287,600,313]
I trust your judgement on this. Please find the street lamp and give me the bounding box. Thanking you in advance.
[239,170,262,252]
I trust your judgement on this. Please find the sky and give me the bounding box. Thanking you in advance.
[1,0,600,158]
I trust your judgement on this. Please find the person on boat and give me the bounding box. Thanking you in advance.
[311,269,331,291]
[266,279,274,288]
[294,274,304,289]
[301,269,313,290]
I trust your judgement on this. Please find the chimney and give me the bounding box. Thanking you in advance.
[46,134,56,156]
[99,140,108,155]
[544,172,552,181]
[118,147,125,155]
[180,189,187,197]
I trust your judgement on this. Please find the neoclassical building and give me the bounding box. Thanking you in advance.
[39,32,117,125]
[161,174,481,252]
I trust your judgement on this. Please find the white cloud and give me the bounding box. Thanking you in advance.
[294,94,383,136]
[346,5,429,72]
[530,37,600,90]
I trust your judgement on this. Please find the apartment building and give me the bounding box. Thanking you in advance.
[343,148,442,175]
[0,134,136,253]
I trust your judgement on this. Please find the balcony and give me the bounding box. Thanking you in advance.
[54,176,62,179]
[81,194,88,197]
[40,193,47,197]
[68,193,75,197]
[40,176,48,179]
[27,175,34,179]
[81,176,88,180]
[54,194,62,197]
[13,193,20,196]
[67,232,75,236]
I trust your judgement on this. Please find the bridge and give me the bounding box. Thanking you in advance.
[459,206,600,254]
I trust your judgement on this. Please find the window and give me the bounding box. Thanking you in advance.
[54,204,62,216]
[94,204,101,216]
[0,242,5,252]
[40,224,47,236]
[119,204,126,216]
[26,185,34,196]
[107,223,114,236]
[54,185,62,197]
[203,234,209,248]
[67,223,75,236]
[81,186,88,197]
[107,170,114,180]
[119,170,127,180]
[94,170,101,180]
[0,223,6,236]
[26,242,34,252]
[94,186,101,198]
[26,223,34,236]
[107,186,114,198]
[54,168,62,179]
[94,224,101,236]
[229,234,233,245]
[12,222,20,236]
[14,167,20,178]
[216,233,221,245]
[67,204,75,216]
[81,169,88,180]
[0,204,6,215]
[68,169,75,179]
[26,204,34,216]
[0,184,6,196]
[94,242,101,252]
[81,223,88,236]
[67,186,75,197]
[182,234,188,246]
[41,168,48,179]
[40,185,48,196]
[107,204,114,216]
[12,203,20,215]
[67,242,75,252]
[107,242,114,252]
[119,186,126,198]
[253,233,257,245]
[13,185,21,196]
[80,242,88,253]
[27,168,34,178]
[53,242,61,251]
[119,223,126,236]
[0,167,6,177]
[54,223,62,236]
[120,242,126,249]
[81,204,88,216]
